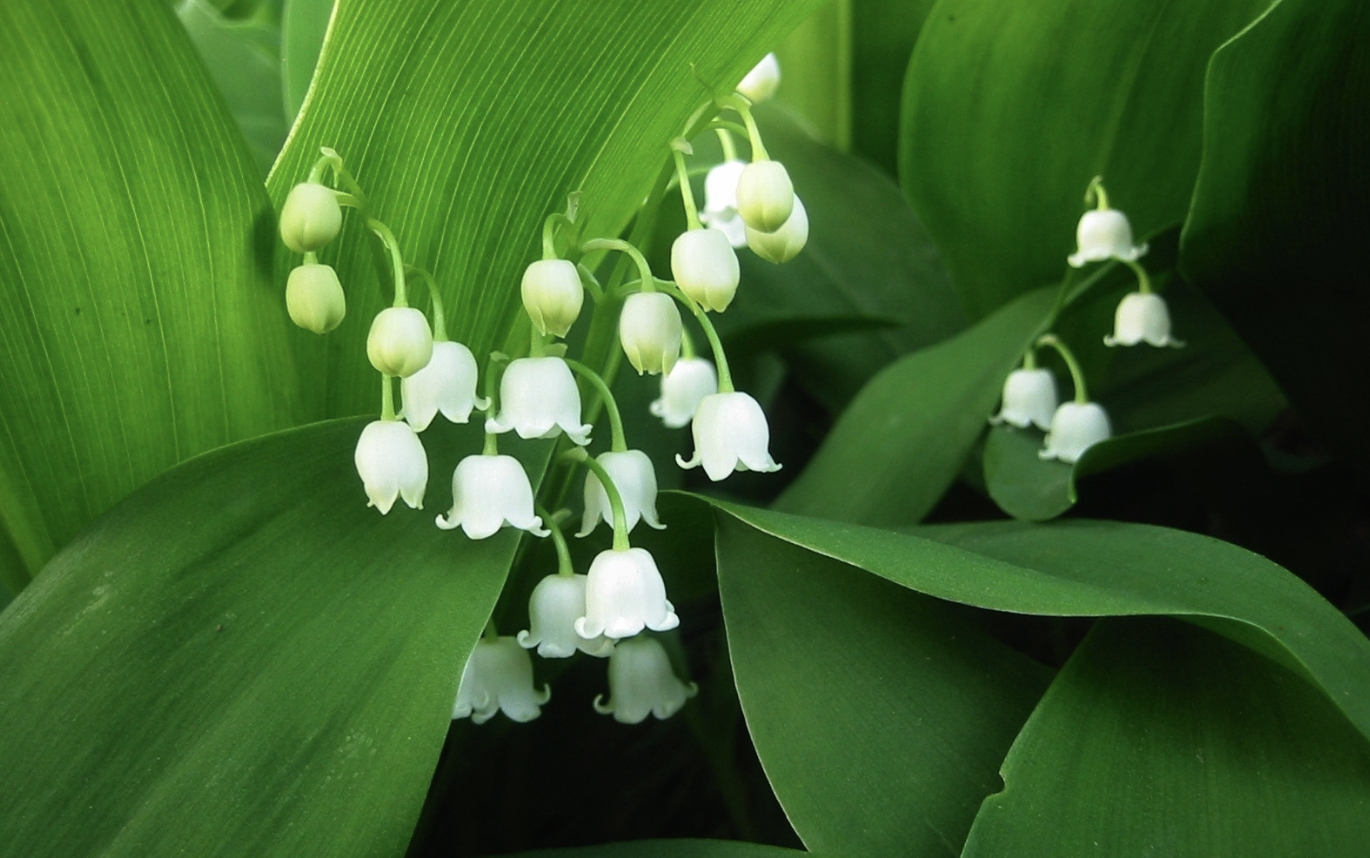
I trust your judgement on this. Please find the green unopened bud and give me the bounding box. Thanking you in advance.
[736,161,794,234]
[520,259,584,337]
[671,228,740,312]
[745,196,808,264]
[367,307,433,377]
[619,292,682,376]
[286,263,346,333]
[280,182,343,254]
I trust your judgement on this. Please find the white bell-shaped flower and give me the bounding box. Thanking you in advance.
[1104,292,1184,348]
[745,195,808,264]
[737,53,781,103]
[619,292,683,375]
[401,340,489,431]
[1068,209,1148,267]
[452,636,550,724]
[367,307,434,378]
[575,547,679,641]
[354,419,428,514]
[286,263,346,334]
[700,159,748,248]
[677,391,781,481]
[578,449,665,537]
[517,574,614,658]
[736,161,795,234]
[593,635,698,724]
[279,182,342,254]
[435,453,550,538]
[521,259,584,338]
[485,356,592,445]
[1039,401,1112,464]
[671,229,741,312]
[650,358,718,428]
[990,368,1059,431]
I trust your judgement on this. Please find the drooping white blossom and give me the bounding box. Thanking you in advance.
[521,259,584,338]
[1039,401,1112,464]
[671,229,741,312]
[517,574,614,659]
[1104,292,1184,348]
[575,547,679,641]
[619,292,683,375]
[1068,209,1147,267]
[354,419,428,514]
[435,454,549,539]
[593,635,698,724]
[650,358,718,428]
[677,391,781,481]
[990,368,1059,431]
[745,195,808,264]
[401,340,488,431]
[578,449,665,537]
[485,356,592,445]
[736,53,781,103]
[736,161,795,234]
[452,636,551,724]
[700,159,748,248]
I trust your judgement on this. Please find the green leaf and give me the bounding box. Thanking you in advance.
[0,0,302,588]
[1180,0,1370,465]
[269,0,827,420]
[498,841,810,858]
[963,617,1370,856]
[716,513,1050,858]
[717,104,966,410]
[0,418,530,857]
[850,0,939,176]
[900,0,1270,318]
[775,286,1053,525]
[702,501,1370,746]
[281,0,332,121]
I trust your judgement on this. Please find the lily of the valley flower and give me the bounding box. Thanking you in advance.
[745,195,808,264]
[367,307,434,377]
[677,391,781,481]
[486,356,592,444]
[990,368,1059,431]
[578,450,665,537]
[279,182,342,254]
[736,161,795,234]
[452,636,550,724]
[1104,292,1184,348]
[285,263,346,334]
[401,340,489,431]
[1039,401,1112,464]
[575,547,679,641]
[1068,208,1147,268]
[518,574,614,658]
[521,259,584,338]
[619,292,683,375]
[671,228,741,312]
[435,453,549,538]
[736,53,781,103]
[354,419,428,514]
[593,635,698,724]
[701,159,748,248]
[650,358,718,428]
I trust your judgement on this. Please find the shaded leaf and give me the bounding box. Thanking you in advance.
[282,0,333,121]
[499,840,810,858]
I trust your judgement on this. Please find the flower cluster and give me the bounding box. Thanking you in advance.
[277,54,798,726]
[991,178,1185,464]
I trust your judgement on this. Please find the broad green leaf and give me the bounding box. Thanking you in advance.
[0,418,531,857]
[499,841,809,858]
[900,0,1270,318]
[850,0,938,177]
[0,0,302,587]
[178,0,289,177]
[1180,0,1370,465]
[269,0,826,420]
[282,0,333,121]
[774,2,851,149]
[963,617,1370,856]
[716,513,1050,858]
[775,286,1053,525]
[717,104,965,411]
[704,501,1370,745]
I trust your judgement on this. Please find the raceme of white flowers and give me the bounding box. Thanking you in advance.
[991,178,1184,464]
[275,56,802,727]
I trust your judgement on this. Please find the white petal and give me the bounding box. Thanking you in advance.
[402,341,485,431]
[354,420,428,513]
[1039,402,1112,464]
[650,358,718,428]
[990,368,1059,431]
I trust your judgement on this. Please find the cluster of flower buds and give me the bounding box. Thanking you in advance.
[279,157,348,334]
[992,178,1184,464]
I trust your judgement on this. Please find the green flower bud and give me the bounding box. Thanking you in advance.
[279,182,342,254]
[285,263,346,334]
[619,292,682,376]
[520,259,584,337]
[745,196,808,264]
[367,307,433,377]
[736,161,794,234]
[671,228,740,312]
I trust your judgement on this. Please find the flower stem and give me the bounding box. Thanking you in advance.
[670,139,703,231]
[1022,348,1037,370]
[576,262,606,304]
[542,212,577,260]
[317,147,367,202]
[536,504,575,576]
[565,360,627,452]
[658,282,733,392]
[380,374,396,421]
[680,326,697,360]
[1125,259,1153,294]
[1036,334,1089,403]
[405,265,447,340]
[563,448,630,551]
[367,218,408,307]
[715,94,769,161]
[581,238,655,293]
[1085,175,1109,211]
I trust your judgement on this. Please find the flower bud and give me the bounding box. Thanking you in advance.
[737,53,781,103]
[285,263,346,334]
[671,229,740,312]
[619,291,682,376]
[366,307,433,377]
[521,259,584,338]
[745,195,808,264]
[736,161,795,234]
[279,182,342,254]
